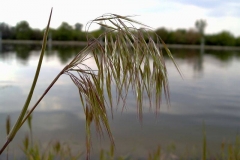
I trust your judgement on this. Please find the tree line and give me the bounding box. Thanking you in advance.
[155,27,240,46]
[1,21,240,46]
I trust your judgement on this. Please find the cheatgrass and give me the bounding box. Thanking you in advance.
[0,10,181,159]
[5,114,240,160]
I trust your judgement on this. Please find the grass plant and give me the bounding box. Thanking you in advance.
[4,114,240,159]
[0,10,180,159]
[202,122,207,160]
[0,8,53,155]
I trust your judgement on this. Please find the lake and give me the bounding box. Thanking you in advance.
[0,44,240,159]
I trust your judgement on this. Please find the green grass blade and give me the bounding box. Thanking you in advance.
[0,9,53,154]
[202,121,207,160]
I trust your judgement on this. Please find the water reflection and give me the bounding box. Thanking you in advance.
[0,44,240,158]
[0,44,85,65]
[0,42,2,53]
[0,32,2,53]
[197,47,204,74]
[15,45,32,64]
[54,46,83,63]
[168,48,204,78]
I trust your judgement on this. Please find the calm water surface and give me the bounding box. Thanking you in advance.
[0,44,240,159]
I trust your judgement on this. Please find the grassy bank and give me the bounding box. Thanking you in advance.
[5,131,240,160]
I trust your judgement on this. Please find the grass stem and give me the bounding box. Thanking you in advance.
[20,67,67,127]
[0,8,53,155]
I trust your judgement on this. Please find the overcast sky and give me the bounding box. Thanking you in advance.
[1,0,240,36]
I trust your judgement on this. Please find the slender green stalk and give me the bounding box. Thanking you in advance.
[0,8,53,155]
[202,121,207,160]
[20,67,66,127]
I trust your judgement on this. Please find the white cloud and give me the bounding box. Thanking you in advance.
[134,2,207,30]
[206,17,240,36]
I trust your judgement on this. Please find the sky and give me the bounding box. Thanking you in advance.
[0,0,240,37]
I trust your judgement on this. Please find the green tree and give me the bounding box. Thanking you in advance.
[30,29,43,40]
[206,31,235,46]
[74,23,83,31]
[172,29,187,44]
[0,22,15,39]
[59,22,73,31]
[73,23,87,41]
[195,19,207,49]
[218,31,235,46]
[54,22,74,40]
[195,19,207,36]
[155,27,169,42]
[235,36,240,46]
[185,29,200,44]
[15,21,32,40]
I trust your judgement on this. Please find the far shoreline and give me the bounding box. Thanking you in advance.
[1,40,240,51]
